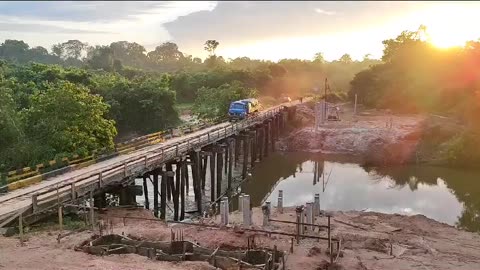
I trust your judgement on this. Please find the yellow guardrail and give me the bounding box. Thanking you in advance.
[0,117,225,193]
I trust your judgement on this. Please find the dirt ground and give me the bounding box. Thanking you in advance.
[1,207,480,270]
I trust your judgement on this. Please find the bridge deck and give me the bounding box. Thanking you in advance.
[0,100,302,225]
[0,121,230,220]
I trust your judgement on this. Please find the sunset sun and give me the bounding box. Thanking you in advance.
[419,4,478,48]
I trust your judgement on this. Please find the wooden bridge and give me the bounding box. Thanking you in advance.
[0,99,303,227]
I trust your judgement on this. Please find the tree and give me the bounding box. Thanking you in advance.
[86,45,114,71]
[51,40,88,60]
[0,40,30,63]
[147,42,184,63]
[339,54,353,64]
[313,52,325,63]
[110,41,147,68]
[23,81,117,157]
[193,81,257,119]
[204,40,219,56]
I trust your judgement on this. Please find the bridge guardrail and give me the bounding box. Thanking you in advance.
[0,116,227,193]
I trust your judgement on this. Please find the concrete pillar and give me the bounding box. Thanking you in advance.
[242,195,251,226]
[220,196,229,226]
[299,207,305,235]
[277,190,283,214]
[238,193,244,212]
[314,194,320,216]
[262,204,270,227]
[266,201,271,214]
[306,202,314,231]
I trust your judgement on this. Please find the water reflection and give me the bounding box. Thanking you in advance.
[241,152,480,232]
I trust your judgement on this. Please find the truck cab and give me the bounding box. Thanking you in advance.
[228,101,248,120]
[228,98,260,121]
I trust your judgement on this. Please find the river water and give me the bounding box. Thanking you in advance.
[240,152,480,233]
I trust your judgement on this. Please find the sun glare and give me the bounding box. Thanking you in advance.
[419,4,480,49]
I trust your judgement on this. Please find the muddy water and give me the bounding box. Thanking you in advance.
[241,152,480,232]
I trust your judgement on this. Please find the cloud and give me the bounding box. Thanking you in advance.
[0,1,217,51]
[314,8,336,15]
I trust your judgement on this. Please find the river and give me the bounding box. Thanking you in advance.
[134,151,480,233]
[241,152,480,233]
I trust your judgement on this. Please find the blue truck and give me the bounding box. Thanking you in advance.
[228,98,260,121]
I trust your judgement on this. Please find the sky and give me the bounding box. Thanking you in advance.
[1,1,480,61]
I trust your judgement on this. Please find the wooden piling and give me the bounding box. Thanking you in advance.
[250,131,256,168]
[180,160,186,220]
[185,160,189,195]
[193,150,203,213]
[89,190,95,230]
[173,162,181,221]
[228,141,233,190]
[166,163,173,202]
[264,122,269,157]
[153,170,159,218]
[160,171,167,220]
[224,141,229,175]
[201,155,208,190]
[234,137,240,167]
[242,135,249,179]
[210,151,216,202]
[270,119,275,152]
[258,127,264,161]
[143,175,149,210]
[216,148,224,202]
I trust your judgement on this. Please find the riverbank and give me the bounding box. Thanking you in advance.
[1,207,479,270]
[279,102,466,166]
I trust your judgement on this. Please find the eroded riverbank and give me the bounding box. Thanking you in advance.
[1,207,479,270]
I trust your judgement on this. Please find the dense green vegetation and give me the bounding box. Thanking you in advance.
[0,38,376,172]
[349,25,480,166]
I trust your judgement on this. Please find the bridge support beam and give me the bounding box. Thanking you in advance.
[264,121,270,157]
[257,126,264,162]
[234,136,240,167]
[153,169,160,218]
[142,175,149,210]
[166,162,173,202]
[242,134,250,179]
[250,130,257,168]
[209,149,216,203]
[216,146,224,207]
[94,192,107,209]
[190,149,203,214]
[227,138,234,191]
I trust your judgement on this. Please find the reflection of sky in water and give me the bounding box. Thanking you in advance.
[263,161,463,226]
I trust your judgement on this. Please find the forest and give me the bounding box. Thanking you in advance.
[349,26,480,166]
[1,25,480,171]
[0,38,376,171]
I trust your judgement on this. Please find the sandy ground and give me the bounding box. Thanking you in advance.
[1,207,480,270]
[281,104,426,165]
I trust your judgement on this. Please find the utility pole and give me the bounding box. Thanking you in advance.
[354,94,358,115]
[324,78,330,121]
[324,78,328,119]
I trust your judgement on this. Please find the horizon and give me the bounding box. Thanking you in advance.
[1,1,480,61]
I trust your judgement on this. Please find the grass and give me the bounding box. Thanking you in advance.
[23,213,87,234]
[175,102,194,112]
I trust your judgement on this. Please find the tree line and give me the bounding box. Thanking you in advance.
[348,25,480,166]
[0,37,379,172]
